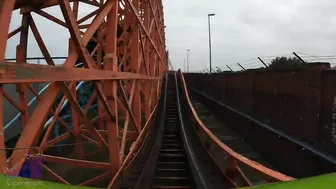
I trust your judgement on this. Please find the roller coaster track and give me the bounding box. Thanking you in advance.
[107,72,295,189]
[3,68,296,188]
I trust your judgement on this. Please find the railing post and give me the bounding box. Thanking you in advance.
[105,0,121,173]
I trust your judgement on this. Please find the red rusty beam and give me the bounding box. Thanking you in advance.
[73,0,79,18]
[0,0,16,62]
[42,155,110,169]
[0,62,159,83]
[42,164,70,184]
[34,10,68,28]
[148,0,163,44]
[59,0,114,70]
[104,0,121,174]
[1,88,23,112]
[125,0,166,70]
[78,24,91,29]
[16,13,30,132]
[57,81,108,149]
[44,132,71,148]
[129,0,142,137]
[3,0,167,185]
[7,26,22,39]
[19,0,101,12]
[7,0,114,175]
[79,171,111,186]
[120,113,131,161]
[84,90,97,112]
[108,103,158,188]
[60,1,126,151]
[118,81,141,134]
[27,84,40,99]
[119,81,139,160]
[81,134,98,145]
[139,29,149,75]
[40,84,75,149]
[29,14,55,66]
[78,8,100,24]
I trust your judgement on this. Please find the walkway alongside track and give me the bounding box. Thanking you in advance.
[190,94,276,185]
[116,73,235,189]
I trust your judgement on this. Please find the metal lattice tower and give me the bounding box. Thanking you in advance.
[0,0,167,187]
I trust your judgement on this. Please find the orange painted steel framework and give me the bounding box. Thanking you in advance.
[0,0,167,187]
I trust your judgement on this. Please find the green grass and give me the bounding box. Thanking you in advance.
[248,173,336,189]
[0,174,102,189]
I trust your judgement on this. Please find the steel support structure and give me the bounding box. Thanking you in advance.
[0,0,166,186]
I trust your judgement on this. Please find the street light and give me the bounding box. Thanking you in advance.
[184,57,186,72]
[208,13,215,74]
[187,49,190,72]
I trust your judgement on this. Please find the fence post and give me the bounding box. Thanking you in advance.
[258,57,269,68]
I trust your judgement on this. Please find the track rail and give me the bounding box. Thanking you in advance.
[149,73,196,188]
[111,73,238,188]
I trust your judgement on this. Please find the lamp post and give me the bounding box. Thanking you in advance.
[187,49,190,72]
[208,13,215,74]
[184,57,186,72]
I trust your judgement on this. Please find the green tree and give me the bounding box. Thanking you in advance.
[269,57,306,71]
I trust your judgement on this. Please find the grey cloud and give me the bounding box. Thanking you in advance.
[5,3,96,61]
[164,0,336,71]
[4,1,336,71]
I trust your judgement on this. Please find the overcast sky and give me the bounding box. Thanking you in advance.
[163,0,336,71]
[5,0,336,70]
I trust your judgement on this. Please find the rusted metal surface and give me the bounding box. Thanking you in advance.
[0,62,159,83]
[0,0,167,187]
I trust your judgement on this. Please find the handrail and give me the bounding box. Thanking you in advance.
[177,69,294,182]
